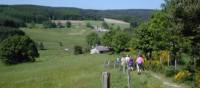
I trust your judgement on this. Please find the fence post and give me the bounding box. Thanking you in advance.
[102,72,110,88]
[127,67,131,88]
[114,61,116,69]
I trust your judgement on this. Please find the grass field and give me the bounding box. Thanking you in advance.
[104,18,130,29]
[0,22,167,88]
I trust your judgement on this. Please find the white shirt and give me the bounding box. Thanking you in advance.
[125,56,130,63]
[121,57,126,65]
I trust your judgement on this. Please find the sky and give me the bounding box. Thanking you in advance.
[0,0,164,10]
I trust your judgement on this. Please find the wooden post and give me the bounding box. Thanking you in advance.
[102,72,110,88]
[114,63,115,69]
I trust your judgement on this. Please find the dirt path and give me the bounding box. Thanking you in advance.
[151,73,183,88]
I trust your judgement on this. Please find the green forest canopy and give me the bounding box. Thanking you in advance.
[0,5,155,27]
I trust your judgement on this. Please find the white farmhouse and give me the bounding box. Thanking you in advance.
[90,46,110,54]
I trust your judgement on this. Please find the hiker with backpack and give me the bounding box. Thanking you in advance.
[115,56,121,69]
[136,55,144,74]
[128,56,134,71]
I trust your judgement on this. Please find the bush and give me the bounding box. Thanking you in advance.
[86,22,93,29]
[84,47,90,53]
[43,21,56,28]
[59,42,63,47]
[165,66,179,77]
[86,32,101,47]
[195,72,200,87]
[27,22,36,29]
[144,60,163,72]
[74,45,83,55]
[175,70,191,81]
[39,42,45,50]
[0,27,25,42]
[0,14,26,28]
[102,21,109,29]
[66,21,71,28]
[0,35,39,65]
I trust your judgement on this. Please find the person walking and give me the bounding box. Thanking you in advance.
[125,55,130,64]
[121,56,126,74]
[115,56,121,69]
[125,55,130,72]
[136,55,144,74]
[128,56,134,71]
[116,57,121,65]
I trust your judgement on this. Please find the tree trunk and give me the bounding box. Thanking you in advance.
[145,50,152,60]
[175,59,177,70]
[149,50,152,60]
[168,54,170,67]
[160,57,162,65]
[193,57,196,71]
[144,52,148,60]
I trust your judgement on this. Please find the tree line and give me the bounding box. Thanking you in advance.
[0,5,154,28]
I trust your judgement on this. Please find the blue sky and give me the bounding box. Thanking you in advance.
[0,0,164,10]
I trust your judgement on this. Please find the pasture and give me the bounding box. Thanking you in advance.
[0,21,168,88]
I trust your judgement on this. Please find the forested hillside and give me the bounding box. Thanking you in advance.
[0,5,154,27]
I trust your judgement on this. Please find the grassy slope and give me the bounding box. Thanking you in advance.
[0,24,165,88]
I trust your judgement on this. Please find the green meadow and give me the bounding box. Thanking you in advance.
[0,22,167,88]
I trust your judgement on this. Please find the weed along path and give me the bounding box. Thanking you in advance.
[105,65,167,88]
[151,73,184,88]
[104,61,189,88]
[104,59,182,88]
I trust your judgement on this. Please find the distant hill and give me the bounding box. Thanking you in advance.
[0,4,155,26]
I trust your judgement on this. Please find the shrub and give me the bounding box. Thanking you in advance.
[84,47,90,53]
[74,45,83,55]
[0,35,39,65]
[59,42,63,47]
[66,21,71,28]
[0,27,25,42]
[39,42,45,50]
[0,14,26,28]
[43,21,56,28]
[144,60,163,72]
[178,54,190,65]
[159,50,170,64]
[165,66,179,77]
[195,72,200,87]
[86,32,101,47]
[86,22,93,29]
[174,70,191,81]
[102,21,109,29]
[27,22,36,29]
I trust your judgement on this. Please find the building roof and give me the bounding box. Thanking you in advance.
[95,46,109,52]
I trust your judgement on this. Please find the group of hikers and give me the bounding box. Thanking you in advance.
[116,54,144,74]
